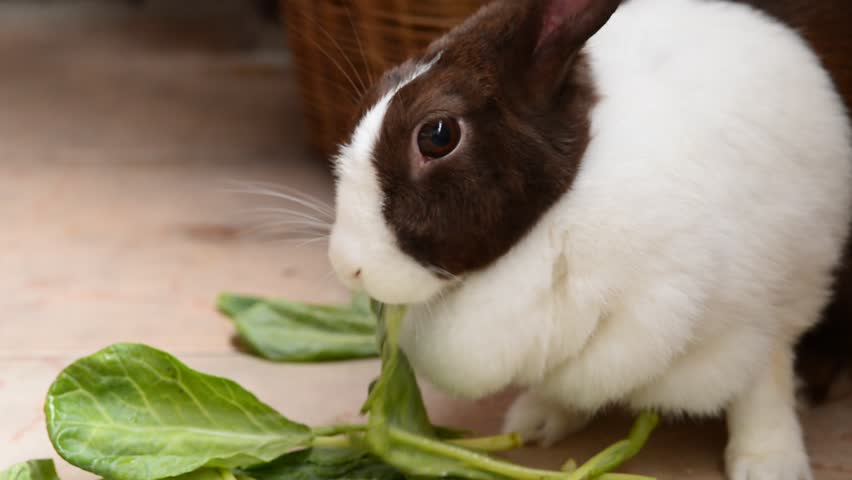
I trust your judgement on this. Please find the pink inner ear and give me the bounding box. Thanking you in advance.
[537,0,593,50]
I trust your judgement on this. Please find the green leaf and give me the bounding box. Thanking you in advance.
[0,460,59,480]
[362,306,495,480]
[167,469,237,480]
[350,292,373,317]
[218,294,379,362]
[231,304,378,362]
[216,293,265,319]
[362,305,433,437]
[45,343,313,480]
[372,447,494,480]
[242,448,404,480]
[219,294,377,334]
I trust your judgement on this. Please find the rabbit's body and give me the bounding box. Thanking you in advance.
[401,0,851,410]
[745,0,852,402]
[329,0,852,478]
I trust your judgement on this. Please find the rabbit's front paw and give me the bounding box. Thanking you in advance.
[502,392,591,447]
[726,440,812,480]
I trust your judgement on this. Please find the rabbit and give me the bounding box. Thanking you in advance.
[327,0,852,479]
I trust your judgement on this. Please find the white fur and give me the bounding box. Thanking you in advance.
[331,1,852,479]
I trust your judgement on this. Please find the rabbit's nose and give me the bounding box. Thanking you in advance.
[328,231,364,287]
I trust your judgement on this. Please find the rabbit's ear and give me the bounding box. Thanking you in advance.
[505,0,621,107]
[534,0,622,53]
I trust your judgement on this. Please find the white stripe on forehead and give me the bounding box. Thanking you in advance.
[330,53,448,305]
[336,52,442,178]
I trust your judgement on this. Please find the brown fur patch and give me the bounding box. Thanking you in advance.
[353,0,617,275]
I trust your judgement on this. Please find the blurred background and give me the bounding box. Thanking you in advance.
[0,1,849,479]
[0,0,507,476]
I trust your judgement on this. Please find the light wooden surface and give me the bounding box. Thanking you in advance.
[0,3,849,479]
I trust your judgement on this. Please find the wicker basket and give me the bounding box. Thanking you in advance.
[281,0,488,157]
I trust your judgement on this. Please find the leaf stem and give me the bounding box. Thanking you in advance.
[566,411,660,480]
[385,411,659,480]
[311,436,353,448]
[311,424,368,437]
[449,433,523,452]
[311,430,522,453]
[561,459,578,472]
[388,427,567,480]
[218,469,238,480]
[596,475,656,480]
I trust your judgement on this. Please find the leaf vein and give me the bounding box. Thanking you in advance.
[114,347,164,426]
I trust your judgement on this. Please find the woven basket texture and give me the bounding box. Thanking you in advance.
[282,0,488,156]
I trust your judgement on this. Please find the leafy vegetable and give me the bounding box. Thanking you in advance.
[45,343,312,480]
[169,469,242,480]
[362,305,434,435]
[0,460,59,480]
[567,411,659,480]
[217,294,265,319]
[27,296,660,480]
[360,305,660,480]
[360,305,494,479]
[241,448,404,480]
[218,293,379,362]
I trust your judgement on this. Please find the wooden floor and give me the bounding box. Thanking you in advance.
[0,2,849,479]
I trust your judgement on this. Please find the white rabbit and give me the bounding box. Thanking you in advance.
[328,1,852,479]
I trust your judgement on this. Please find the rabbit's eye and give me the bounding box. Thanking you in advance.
[417,118,461,159]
